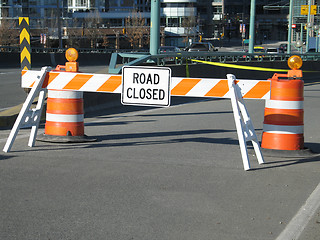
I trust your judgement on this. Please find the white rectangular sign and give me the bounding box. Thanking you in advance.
[121,66,171,107]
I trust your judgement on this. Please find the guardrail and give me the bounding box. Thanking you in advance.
[153,51,320,64]
[2,45,320,71]
[0,46,150,54]
[109,50,320,74]
[2,45,320,62]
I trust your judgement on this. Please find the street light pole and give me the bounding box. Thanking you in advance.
[57,0,62,49]
[306,0,312,52]
[287,0,293,54]
[248,0,256,54]
[314,25,319,52]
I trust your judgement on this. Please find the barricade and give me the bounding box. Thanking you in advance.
[261,56,305,151]
[4,52,311,170]
[3,67,269,170]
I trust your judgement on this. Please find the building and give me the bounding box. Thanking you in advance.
[161,0,197,47]
[212,0,291,43]
[291,0,319,48]
[0,0,319,49]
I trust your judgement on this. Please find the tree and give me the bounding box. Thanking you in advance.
[181,5,197,46]
[125,10,149,49]
[0,15,18,46]
[102,36,110,49]
[65,19,82,48]
[85,10,102,48]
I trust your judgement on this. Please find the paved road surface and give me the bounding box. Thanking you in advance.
[0,81,320,239]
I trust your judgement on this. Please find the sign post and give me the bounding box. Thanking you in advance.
[121,66,171,107]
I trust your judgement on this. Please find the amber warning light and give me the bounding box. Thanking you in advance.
[287,55,303,70]
[65,48,79,62]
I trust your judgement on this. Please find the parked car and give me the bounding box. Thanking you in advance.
[159,46,181,62]
[307,48,316,53]
[253,46,265,53]
[265,47,279,54]
[159,46,181,53]
[253,46,265,58]
[184,42,217,52]
[279,43,287,53]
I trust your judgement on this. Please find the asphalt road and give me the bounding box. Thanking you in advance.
[1,81,320,239]
[0,68,27,110]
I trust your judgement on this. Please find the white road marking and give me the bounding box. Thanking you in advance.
[275,182,320,240]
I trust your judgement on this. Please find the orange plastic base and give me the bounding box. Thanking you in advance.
[45,121,84,136]
[261,132,304,150]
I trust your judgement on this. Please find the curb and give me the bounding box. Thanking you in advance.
[0,103,27,129]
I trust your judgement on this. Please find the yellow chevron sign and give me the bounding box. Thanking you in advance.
[20,28,30,45]
[19,17,29,25]
[19,17,31,70]
[21,47,31,63]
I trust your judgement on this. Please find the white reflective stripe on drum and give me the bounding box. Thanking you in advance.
[46,113,84,123]
[48,90,83,99]
[265,100,303,110]
[263,124,304,134]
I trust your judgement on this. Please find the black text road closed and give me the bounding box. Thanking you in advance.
[121,66,171,107]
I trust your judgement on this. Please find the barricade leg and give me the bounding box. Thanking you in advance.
[3,67,49,152]
[227,74,265,170]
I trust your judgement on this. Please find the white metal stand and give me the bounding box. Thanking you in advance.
[3,67,50,153]
[227,74,265,170]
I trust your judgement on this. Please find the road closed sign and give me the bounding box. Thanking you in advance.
[121,66,171,107]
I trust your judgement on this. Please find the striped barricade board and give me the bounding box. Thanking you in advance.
[21,70,271,100]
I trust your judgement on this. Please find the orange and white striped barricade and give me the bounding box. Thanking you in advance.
[20,71,270,99]
[261,70,304,151]
[170,77,270,100]
[5,69,271,170]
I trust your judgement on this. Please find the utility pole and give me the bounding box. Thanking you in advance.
[248,0,256,53]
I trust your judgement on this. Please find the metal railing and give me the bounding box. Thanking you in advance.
[119,51,320,65]
[1,45,319,71]
[108,50,320,74]
[0,46,149,54]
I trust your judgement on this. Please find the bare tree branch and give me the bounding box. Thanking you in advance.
[125,10,149,49]
[0,15,18,46]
